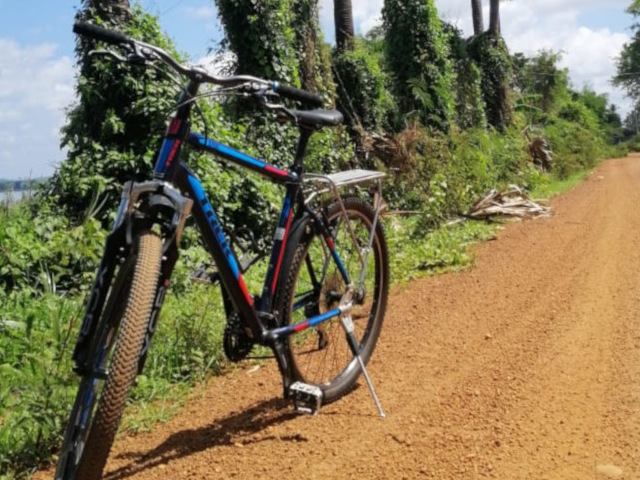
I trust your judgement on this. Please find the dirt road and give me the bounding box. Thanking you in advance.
[42,156,640,479]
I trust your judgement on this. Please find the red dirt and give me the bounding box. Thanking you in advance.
[38,155,640,479]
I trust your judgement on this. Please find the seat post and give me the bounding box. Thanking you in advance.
[292,127,314,175]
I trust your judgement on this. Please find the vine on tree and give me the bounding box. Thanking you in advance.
[382,0,454,131]
[467,32,513,131]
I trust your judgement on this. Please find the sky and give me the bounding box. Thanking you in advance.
[0,0,634,179]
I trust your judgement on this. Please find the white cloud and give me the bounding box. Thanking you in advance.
[0,39,75,178]
[185,6,217,20]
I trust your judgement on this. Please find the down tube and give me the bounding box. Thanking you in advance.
[177,166,263,336]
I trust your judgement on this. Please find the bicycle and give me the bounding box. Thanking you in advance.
[55,22,390,480]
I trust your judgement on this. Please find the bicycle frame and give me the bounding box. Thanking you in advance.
[152,81,352,351]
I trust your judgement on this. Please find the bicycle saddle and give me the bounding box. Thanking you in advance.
[289,109,344,128]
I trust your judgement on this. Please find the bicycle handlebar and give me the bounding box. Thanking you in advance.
[73,21,324,108]
[272,82,323,108]
[73,21,131,46]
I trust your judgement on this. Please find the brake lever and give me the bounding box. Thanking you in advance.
[88,43,158,67]
[235,83,296,123]
[89,49,128,62]
[129,42,157,66]
[264,102,297,123]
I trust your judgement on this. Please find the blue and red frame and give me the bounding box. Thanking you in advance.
[152,117,350,344]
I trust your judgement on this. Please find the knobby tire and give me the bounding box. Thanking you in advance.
[55,231,162,480]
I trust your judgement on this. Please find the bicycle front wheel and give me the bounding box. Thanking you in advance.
[278,197,389,404]
[55,231,162,480]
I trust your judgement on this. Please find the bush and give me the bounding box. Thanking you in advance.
[544,116,606,178]
[0,290,81,477]
[0,203,104,294]
[381,123,530,231]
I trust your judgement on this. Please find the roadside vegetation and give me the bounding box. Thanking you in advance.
[0,0,633,478]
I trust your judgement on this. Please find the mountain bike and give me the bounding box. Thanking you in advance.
[55,22,390,480]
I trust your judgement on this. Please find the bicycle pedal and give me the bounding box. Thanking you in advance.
[188,264,219,285]
[289,381,323,415]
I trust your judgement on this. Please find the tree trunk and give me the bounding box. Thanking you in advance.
[88,0,130,23]
[489,0,500,34]
[334,0,355,51]
[471,0,484,36]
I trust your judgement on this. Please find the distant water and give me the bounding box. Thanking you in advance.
[0,190,26,203]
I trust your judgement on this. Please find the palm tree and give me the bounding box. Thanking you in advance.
[334,0,355,51]
[471,0,484,36]
[489,0,501,34]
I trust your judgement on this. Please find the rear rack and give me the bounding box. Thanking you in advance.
[303,169,386,195]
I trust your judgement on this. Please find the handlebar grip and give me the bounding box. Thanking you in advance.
[273,82,323,108]
[73,21,131,46]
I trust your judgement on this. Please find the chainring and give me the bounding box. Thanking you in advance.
[223,312,254,362]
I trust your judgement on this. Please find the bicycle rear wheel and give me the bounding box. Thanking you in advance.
[278,197,389,404]
[55,231,162,480]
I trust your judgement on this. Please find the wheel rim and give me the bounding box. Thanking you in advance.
[287,207,383,389]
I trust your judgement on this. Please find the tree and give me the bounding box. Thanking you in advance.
[334,0,355,51]
[443,22,486,128]
[216,0,334,96]
[624,102,640,134]
[515,50,568,113]
[46,4,186,222]
[467,0,513,130]
[614,1,640,100]
[489,0,501,34]
[383,0,454,131]
[216,0,301,85]
[471,0,484,36]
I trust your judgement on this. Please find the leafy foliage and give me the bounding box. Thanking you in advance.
[468,32,513,131]
[380,123,530,229]
[512,49,624,178]
[513,50,569,113]
[0,290,82,477]
[332,38,394,132]
[216,0,301,85]
[614,1,640,100]
[443,22,486,129]
[382,0,454,131]
[45,5,181,224]
[0,203,104,293]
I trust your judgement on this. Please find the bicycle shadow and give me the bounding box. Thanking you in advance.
[104,396,298,480]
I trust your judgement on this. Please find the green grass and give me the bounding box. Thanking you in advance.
[529,170,590,199]
[386,215,500,283]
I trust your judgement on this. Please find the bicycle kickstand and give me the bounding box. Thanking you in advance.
[340,289,386,418]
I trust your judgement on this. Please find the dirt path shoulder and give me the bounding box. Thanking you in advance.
[39,156,640,480]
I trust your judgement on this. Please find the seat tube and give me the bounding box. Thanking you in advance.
[258,127,313,312]
[292,127,314,175]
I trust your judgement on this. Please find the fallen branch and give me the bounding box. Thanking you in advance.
[466,185,552,220]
